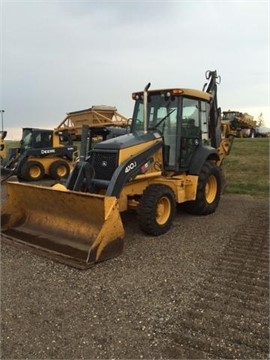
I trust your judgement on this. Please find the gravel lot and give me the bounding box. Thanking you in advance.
[1,194,269,359]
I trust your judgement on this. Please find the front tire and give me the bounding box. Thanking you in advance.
[137,184,176,236]
[184,161,221,215]
[20,161,45,181]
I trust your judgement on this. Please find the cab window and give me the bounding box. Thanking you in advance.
[181,98,200,138]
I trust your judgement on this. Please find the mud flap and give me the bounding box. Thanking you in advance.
[1,182,125,269]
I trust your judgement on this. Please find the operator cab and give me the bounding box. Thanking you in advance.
[131,89,213,171]
[20,128,53,150]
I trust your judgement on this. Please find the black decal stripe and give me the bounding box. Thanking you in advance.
[106,141,163,197]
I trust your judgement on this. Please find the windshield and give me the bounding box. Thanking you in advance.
[222,112,239,121]
[21,129,33,149]
[132,94,178,134]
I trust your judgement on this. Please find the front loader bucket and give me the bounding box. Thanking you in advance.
[1,182,125,269]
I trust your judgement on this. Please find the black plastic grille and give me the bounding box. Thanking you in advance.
[92,151,118,180]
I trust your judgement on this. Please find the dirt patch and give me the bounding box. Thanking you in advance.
[1,194,269,359]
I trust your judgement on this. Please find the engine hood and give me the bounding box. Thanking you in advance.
[94,131,162,150]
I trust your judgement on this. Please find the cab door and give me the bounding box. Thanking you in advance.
[179,98,210,169]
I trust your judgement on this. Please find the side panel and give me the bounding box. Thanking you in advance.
[106,141,163,197]
[119,174,198,211]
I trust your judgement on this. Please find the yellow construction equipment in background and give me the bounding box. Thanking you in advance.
[1,106,130,181]
[1,70,234,269]
[221,110,257,138]
[55,105,130,140]
[2,128,77,181]
[0,130,7,162]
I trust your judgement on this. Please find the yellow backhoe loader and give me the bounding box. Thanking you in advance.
[1,70,233,269]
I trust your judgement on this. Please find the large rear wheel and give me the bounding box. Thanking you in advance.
[184,161,221,215]
[137,184,176,236]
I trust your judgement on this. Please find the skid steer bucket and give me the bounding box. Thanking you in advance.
[1,182,125,269]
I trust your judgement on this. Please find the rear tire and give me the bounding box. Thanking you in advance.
[49,160,70,179]
[20,161,45,181]
[137,184,176,236]
[184,161,221,215]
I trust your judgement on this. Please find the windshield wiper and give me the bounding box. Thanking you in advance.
[148,109,176,130]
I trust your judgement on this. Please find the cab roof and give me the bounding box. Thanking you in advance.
[132,88,212,101]
[22,128,53,132]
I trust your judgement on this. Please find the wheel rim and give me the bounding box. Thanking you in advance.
[56,165,67,177]
[29,165,41,179]
[156,196,171,225]
[205,175,217,204]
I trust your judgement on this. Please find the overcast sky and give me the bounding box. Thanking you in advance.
[1,0,269,139]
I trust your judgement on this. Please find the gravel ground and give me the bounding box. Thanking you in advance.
[1,194,269,359]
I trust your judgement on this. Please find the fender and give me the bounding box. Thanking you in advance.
[188,145,219,175]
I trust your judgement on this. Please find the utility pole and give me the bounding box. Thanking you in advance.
[0,110,4,131]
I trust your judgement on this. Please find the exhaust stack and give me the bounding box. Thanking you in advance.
[143,83,151,134]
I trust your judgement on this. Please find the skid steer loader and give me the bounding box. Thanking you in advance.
[1,70,233,269]
[1,128,77,181]
[1,106,130,182]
